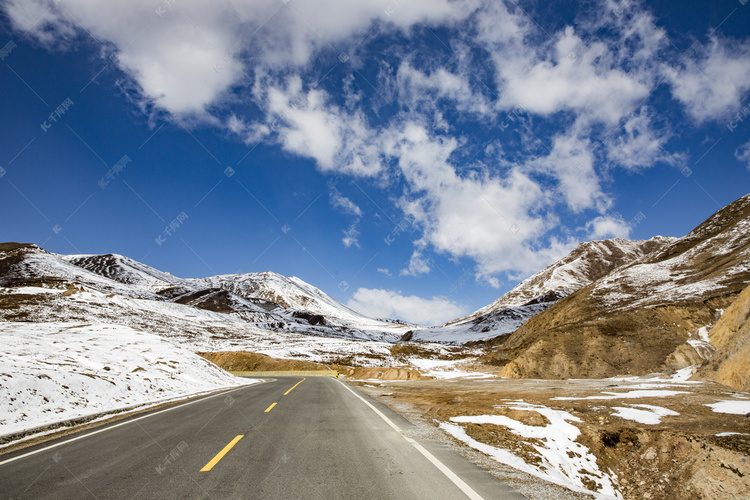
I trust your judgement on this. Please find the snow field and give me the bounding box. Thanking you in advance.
[0,322,258,438]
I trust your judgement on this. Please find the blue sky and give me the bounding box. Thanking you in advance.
[1,0,749,325]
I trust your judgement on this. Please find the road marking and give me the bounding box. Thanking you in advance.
[264,402,277,413]
[338,380,484,500]
[0,384,256,467]
[200,435,244,472]
[283,378,306,395]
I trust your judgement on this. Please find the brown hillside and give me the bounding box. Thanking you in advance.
[480,194,750,379]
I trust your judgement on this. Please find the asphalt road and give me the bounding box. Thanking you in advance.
[0,376,525,499]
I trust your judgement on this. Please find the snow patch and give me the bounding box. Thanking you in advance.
[553,389,688,401]
[611,404,678,425]
[706,400,750,415]
[444,401,621,499]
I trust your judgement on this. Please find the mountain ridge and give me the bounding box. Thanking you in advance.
[411,235,677,344]
[2,193,749,357]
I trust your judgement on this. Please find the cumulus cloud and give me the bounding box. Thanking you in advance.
[6,0,258,116]
[259,75,383,176]
[6,0,475,118]
[400,249,431,277]
[385,122,569,279]
[347,288,467,325]
[396,61,492,118]
[585,215,632,240]
[665,36,750,123]
[529,123,607,213]
[342,223,360,248]
[476,3,653,126]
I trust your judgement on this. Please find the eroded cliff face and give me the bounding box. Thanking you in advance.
[696,283,750,390]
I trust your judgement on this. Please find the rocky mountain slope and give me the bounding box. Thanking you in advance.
[412,236,675,344]
[481,193,750,379]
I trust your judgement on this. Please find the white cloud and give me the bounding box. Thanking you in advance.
[330,188,362,248]
[6,0,258,117]
[5,0,476,119]
[665,36,750,123]
[260,76,383,176]
[342,223,360,248]
[585,215,632,240]
[396,61,491,118]
[400,249,431,277]
[384,122,571,280]
[226,114,270,144]
[347,288,467,325]
[477,4,653,125]
[736,140,750,170]
[529,123,607,213]
[605,107,682,170]
[330,190,362,217]
[376,268,392,276]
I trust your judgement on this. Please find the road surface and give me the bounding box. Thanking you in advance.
[0,376,525,499]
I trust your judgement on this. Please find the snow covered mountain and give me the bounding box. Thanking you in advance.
[190,272,370,324]
[483,193,750,379]
[449,236,676,325]
[411,236,675,344]
[62,253,183,289]
[0,243,157,299]
[0,243,407,343]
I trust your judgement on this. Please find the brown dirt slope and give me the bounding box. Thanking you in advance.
[198,351,427,380]
[696,282,750,390]
[480,193,750,379]
[197,351,328,372]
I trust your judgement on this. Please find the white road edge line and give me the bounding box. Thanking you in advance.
[0,384,255,467]
[338,380,484,500]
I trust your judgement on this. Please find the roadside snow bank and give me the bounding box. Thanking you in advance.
[0,322,256,438]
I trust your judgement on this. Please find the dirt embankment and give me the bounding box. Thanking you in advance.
[198,351,428,380]
[197,351,328,372]
[334,366,428,381]
[480,290,735,380]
